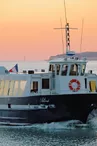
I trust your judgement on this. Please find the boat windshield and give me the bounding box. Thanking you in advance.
[69,64,86,76]
[61,64,68,76]
[49,64,55,72]
[69,64,79,76]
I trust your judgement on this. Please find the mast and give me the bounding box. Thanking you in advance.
[64,0,70,53]
[54,0,77,55]
[65,23,70,53]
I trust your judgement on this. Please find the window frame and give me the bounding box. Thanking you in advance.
[31,81,38,93]
[42,78,49,89]
[61,64,68,76]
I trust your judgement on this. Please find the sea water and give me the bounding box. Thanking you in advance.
[0,60,97,146]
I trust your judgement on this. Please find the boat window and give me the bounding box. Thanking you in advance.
[49,64,52,71]
[89,81,96,92]
[56,64,60,75]
[49,64,55,72]
[61,64,68,76]
[85,78,87,89]
[13,81,19,96]
[3,80,9,96]
[69,64,79,76]
[9,80,15,96]
[18,81,27,96]
[31,81,38,93]
[81,64,86,76]
[0,80,4,96]
[42,78,49,89]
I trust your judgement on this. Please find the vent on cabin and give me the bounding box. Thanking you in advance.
[28,70,34,74]
[41,69,45,72]
[23,70,27,74]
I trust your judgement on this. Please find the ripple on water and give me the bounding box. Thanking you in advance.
[0,121,96,146]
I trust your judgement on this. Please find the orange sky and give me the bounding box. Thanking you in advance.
[0,0,97,61]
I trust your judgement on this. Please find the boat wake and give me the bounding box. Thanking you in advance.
[30,120,86,131]
[0,120,89,130]
[87,118,97,129]
[86,109,97,129]
[0,119,97,130]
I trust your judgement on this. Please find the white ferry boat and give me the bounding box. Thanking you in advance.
[0,14,97,125]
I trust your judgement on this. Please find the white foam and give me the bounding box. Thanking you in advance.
[27,120,87,130]
[0,120,91,130]
[87,117,97,129]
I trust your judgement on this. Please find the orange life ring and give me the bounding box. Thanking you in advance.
[69,79,80,92]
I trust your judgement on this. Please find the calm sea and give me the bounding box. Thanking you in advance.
[0,60,97,146]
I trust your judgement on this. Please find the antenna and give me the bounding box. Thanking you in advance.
[60,18,64,54]
[80,19,84,53]
[63,0,70,53]
[64,0,67,24]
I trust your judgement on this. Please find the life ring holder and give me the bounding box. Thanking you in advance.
[69,79,80,92]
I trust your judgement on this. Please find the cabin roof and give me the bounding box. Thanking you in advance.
[0,72,52,81]
[49,57,87,64]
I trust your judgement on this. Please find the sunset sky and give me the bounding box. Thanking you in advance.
[0,0,97,61]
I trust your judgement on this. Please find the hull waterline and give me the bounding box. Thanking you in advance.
[0,94,96,125]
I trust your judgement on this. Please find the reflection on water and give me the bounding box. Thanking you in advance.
[0,122,97,146]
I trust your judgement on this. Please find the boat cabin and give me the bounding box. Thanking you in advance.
[0,56,97,97]
[49,56,86,76]
[49,56,97,94]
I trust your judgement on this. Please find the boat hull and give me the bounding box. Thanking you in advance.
[0,94,96,125]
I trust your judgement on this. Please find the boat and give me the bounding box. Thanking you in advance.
[0,6,97,126]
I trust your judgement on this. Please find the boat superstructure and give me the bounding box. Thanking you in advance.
[0,57,94,97]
